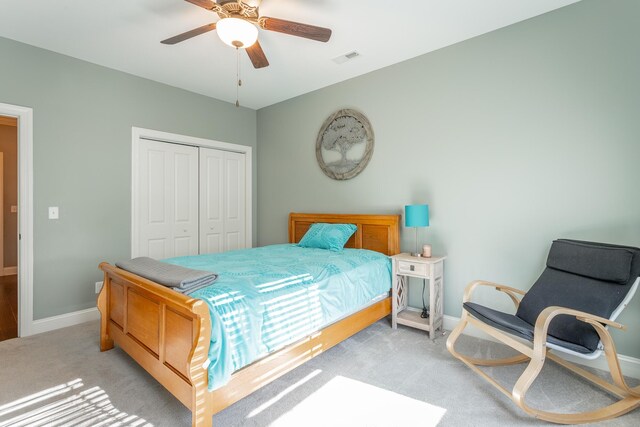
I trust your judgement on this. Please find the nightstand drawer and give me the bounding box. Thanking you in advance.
[397,260,427,276]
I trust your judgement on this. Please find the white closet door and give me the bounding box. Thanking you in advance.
[199,148,246,253]
[199,148,224,254]
[139,139,199,259]
[223,151,246,251]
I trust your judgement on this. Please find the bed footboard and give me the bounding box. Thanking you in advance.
[98,262,213,426]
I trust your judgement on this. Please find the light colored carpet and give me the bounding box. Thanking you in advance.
[0,319,638,426]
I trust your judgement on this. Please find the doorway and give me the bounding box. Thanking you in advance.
[0,115,18,341]
[0,102,33,338]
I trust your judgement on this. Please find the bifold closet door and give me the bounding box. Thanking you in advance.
[138,139,199,259]
[199,148,246,254]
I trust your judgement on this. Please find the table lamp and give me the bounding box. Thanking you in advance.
[405,204,429,257]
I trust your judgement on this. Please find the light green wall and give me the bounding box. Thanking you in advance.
[256,0,640,357]
[0,36,257,320]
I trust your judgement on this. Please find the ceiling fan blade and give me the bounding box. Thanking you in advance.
[161,23,217,45]
[246,41,269,69]
[184,0,218,12]
[260,17,331,42]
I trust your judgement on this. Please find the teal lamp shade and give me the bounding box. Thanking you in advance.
[405,204,429,228]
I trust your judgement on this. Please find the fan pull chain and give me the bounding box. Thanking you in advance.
[235,47,242,108]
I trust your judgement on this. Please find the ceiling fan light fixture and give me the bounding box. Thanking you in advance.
[217,18,258,49]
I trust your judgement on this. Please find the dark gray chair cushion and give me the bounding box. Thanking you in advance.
[515,269,629,352]
[464,302,533,341]
[465,239,640,354]
[463,302,594,354]
[546,240,633,284]
[516,240,640,353]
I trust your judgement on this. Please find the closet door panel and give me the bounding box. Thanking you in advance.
[139,140,171,258]
[147,150,166,224]
[138,140,198,258]
[199,148,224,254]
[147,239,167,260]
[223,151,246,251]
[173,150,199,257]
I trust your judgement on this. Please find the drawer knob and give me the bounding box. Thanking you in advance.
[410,265,415,271]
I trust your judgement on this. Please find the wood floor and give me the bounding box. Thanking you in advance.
[0,275,17,341]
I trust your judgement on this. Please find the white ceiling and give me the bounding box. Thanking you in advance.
[0,0,580,110]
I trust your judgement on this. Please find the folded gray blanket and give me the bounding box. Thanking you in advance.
[115,257,217,295]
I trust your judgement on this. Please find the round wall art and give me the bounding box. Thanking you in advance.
[316,109,374,180]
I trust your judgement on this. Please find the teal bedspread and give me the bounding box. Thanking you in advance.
[164,244,391,390]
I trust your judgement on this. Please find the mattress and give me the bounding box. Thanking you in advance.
[164,244,392,390]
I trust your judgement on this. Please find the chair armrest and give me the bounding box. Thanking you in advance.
[534,306,626,334]
[530,306,626,357]
[463,280,527,309]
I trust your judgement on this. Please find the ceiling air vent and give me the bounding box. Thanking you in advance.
[332,51,360,64]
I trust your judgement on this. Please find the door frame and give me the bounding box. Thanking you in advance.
[0,103,34,337]
[131,127,253,257]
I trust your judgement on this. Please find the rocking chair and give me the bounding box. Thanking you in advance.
[446,239,640,424]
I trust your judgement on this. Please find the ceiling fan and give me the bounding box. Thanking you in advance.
[161,0,332,69]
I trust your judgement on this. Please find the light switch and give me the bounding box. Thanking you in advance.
[48,206,59,220]
[10,205,17,213]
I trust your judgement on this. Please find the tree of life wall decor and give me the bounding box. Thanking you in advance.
[316,109,374,180]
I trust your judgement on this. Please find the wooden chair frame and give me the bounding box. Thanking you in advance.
[98,213,400,427]
[446,278,640,424]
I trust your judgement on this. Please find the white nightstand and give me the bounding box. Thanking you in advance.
[390,253,446,339]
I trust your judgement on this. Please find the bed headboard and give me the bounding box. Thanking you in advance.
[288,213,400,256]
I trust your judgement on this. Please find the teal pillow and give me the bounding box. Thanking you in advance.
[298,223,357,251]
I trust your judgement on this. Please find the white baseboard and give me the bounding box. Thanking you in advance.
[30,307,99,336]
[1,266,17,276]
[443,314,640,380]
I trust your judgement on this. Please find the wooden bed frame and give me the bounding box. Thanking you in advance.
[98,213,400,427]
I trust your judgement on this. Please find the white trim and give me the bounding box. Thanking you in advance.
[443,314,640,379]
[0,103,33,337]
[131,127,253,257]
[30,307,99,336]
[1,266,17,276]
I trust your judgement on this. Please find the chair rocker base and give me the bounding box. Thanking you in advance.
[447,311,640,425]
